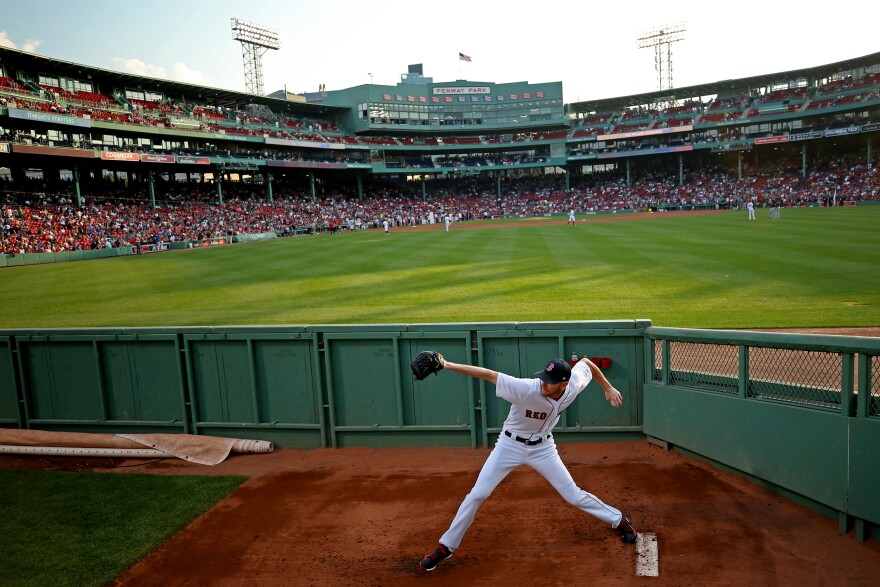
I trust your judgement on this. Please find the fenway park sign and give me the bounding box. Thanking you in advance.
[433,86,490,95]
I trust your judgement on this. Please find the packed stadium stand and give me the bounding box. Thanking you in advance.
[1,46,879,256]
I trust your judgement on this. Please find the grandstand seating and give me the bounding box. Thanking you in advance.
[72,90,114,105]
[38,84,76,100]
[129,98,184,115]
[708,96,747,111]
[621,109,657,122]
[533,130,568,140]
[443,136,483,145]
[610,123,651,134]
[580,114,612,125]
[571,128,603,138]
[3,46,880,261]
[4,156,877,255]
[193,106,229,121]
[658,117,693,128]
[699,111,742,123]
[0,76,32,94]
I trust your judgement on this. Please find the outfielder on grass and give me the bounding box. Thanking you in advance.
[412,351,638,572]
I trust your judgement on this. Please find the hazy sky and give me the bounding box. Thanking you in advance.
[1,1,877,103]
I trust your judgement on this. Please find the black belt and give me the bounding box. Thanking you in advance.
[504,430,551,446]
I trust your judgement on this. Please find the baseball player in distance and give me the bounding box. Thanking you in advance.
[418,356,638,572]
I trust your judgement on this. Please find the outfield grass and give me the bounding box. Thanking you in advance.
[1,207,878,328]
[0,470,246,587]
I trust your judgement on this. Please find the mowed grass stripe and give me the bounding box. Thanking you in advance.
[1,207,877,328]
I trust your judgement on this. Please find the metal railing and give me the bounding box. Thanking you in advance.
[646,327,880,418]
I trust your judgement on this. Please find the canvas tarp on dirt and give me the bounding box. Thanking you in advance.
[0,429,273,465]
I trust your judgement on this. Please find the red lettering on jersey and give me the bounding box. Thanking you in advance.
[525,410,533,418]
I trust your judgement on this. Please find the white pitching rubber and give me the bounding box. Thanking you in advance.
[636,532,659,577]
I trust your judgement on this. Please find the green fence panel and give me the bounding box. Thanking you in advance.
[848,417,880,525]
[187,338,254,423]
[4,255,22,267]
[252,339,317,424]
[400,337,471,427]
[323,329,472,448]
[0,337,19,425]
[18,340,104,422]
[0,255,7,268]
[14,334,187,432]
[100,338,183,423]
[328,336,399,427]
[643,382,848,511]
[183,331,323,448]
[644,328,880,530]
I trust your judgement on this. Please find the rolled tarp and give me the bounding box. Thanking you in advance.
[0,429,274,465]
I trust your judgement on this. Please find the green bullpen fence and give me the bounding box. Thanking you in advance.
[644,327,880,543]
[0,321,878,540]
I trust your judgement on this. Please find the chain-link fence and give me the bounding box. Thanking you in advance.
[871,355,880,418]
[747,347,842,410]
[647,330,880,415]
[669,341,738,395]
[652,339,662,382]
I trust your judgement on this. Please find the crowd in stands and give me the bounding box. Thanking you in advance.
[2,154,878,256]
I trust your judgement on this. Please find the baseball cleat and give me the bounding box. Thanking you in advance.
[617,515,638,544]
[419,543,452,572]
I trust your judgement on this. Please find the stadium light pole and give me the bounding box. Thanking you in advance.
[637,22,686,108]
[231,18,281,96]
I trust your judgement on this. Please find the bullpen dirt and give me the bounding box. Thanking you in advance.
[3,439,879,587]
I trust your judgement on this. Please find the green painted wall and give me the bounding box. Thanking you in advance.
[1,322,877,536]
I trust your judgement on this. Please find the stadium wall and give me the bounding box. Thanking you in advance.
[0,233,277,267]
[0,322,878,539]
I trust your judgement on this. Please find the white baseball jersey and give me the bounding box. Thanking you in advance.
[496,362,591,438]
[437,360,622,551]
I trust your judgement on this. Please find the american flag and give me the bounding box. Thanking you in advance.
[459,52,472,62]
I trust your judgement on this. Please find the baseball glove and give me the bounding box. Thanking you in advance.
[411,350,445,381]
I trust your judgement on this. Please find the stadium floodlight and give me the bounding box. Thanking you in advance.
[637,22,686,108]
[231,17,281,96]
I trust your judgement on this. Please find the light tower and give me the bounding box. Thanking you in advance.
[231,18,281,96]
[637,22,686,107]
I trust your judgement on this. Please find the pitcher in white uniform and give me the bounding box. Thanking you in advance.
[418,356,638,572]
